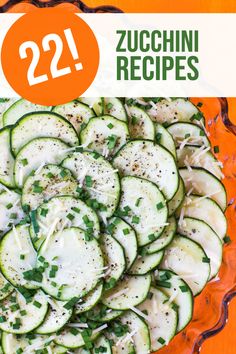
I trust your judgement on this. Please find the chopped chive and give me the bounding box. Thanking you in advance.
[23,268,43,283]
[172,303,179,311]
[148,234,156,241]
[92,151,100,159]
[16,349,23,354]
[157,337,166,345]
[156,202,164,210]
[123,228,130,235]
[21,158,28,166]
[95,346,108,353]
[107,123,114,129]
[132,216,140,224]
[185,133,191,139]
[160,271,171,281]
[126,98,134,106]
[47,172,54,178]
[33,301,42,308]
[60,169,68,178]
[71,207,80,214]
[202,256,210,263]
[10,304,20,312]
[20,254,25,260]
[30,210,39,234]
[131,116,138,125]
[179,285,188,293]
[20,310,27,316]
[64,297,79,310]
[51,281,57,287]
[66,213,75,221]
[10,213,17,219]
[106,134,118,150]
[22,204,30,213]
[40,208,48,217]
[197,102,203,107]
[223,235,231,244]
[85,175,93,187]
[213,145,219,153]
[199,130,205,136]
[106,102,113,110]
[70,328,79,336]
[156,280,171,288]
[75,147,83,153]
[190,112,203,121]
[104,277,116,290]
[6,203,13,209]
[33,185,43,193]
[135,197,142,207]
[156,132,162,142]
[38,256,45,263]
[147,292,153,300]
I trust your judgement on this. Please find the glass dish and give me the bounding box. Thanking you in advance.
[1,2,236,353]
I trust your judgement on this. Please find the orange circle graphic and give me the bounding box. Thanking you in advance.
[1,8,99,106]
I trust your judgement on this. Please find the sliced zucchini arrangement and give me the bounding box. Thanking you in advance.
[0,97,227,353]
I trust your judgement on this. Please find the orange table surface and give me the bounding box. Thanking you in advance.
[201,295,236,354]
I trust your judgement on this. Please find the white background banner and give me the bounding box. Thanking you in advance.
[0,13,236,97]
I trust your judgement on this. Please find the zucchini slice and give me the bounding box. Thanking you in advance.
[30,195,100,250]
[105,330,135,354]
[156,270,193,332]
[62,150,120,220]
[0,290,48,334]
[119,311,151,354]
[2,333,67,354]
[113,140,179,201]
[167,122,210,147]
[179,167,227,211]
[177,145,223,179]
[35,297,73,334]
[178,217,223,279]
[22,164,78,211]
[138,286,178,351]
[126,105,155,140]
[0,98,18,128]
[167,177,185,216]
[128,250,164,275]
[118,176,168,246]
[0,190,25,237]
[144,98,203,126]
[102,275,151,310]
[0,273,13,300]
[11,112,79,156]
[0,225,37,289]
[177,195,227,240]
[77,97,103,116]
[160,235,210,296]
[143,217,177,254]
[14,137,70,188]
[104,98,127,121]
[52,101,95,133]
[107,217,138,270]
[38,227,104,301]
[54,326,98,349]
[80,116,129,158]
[156,123,177,159]
[100,233,126,286]
[93,336,112,354]
[3,98,51,126]
[0,127,15,188]
[75,283,103,314]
